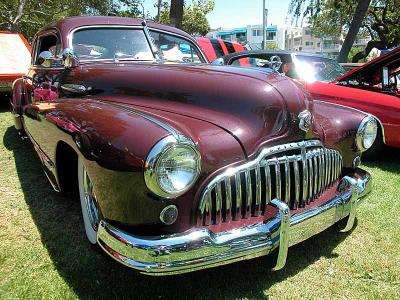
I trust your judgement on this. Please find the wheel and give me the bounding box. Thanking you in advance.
[362,126,384,160]
[78,157,101,244]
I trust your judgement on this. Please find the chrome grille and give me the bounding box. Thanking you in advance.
[198,140,343,226]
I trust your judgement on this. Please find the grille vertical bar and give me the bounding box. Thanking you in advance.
[198,141,343,226]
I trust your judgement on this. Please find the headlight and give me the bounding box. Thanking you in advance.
[144,135,201,198]
[356,116,377,151]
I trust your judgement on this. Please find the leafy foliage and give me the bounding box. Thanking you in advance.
[160,0,215,36]
[289,0,400,62]
[0,0,113,40]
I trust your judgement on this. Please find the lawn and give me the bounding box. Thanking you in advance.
[0,101,399,300]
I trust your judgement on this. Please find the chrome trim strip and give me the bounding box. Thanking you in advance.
[264,163,271,207]
[293,159,300,208]
[275,159,282,200]
[215,182,222,224]
[94,100,184,141]
[97,169,372,276]
[225,177,232,218]
[284,157,290,204]
[244,169,252,217]
[235,173,242,218]
[255,166,262,211]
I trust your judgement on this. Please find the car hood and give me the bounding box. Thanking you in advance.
[334,46,400,83]
[64,63,315,156]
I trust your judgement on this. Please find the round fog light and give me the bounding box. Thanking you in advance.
[160,205,178,225]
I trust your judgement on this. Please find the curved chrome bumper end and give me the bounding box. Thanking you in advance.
[97,168,372,276]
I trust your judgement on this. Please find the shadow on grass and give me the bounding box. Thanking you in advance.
[3,124,356,300]
[363,146,400,174]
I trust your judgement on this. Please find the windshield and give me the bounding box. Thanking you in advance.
[294,55,346,82]
[71,27,204,64]
[72,28,154,61]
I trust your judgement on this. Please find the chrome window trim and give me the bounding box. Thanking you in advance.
[67,25,208,64]
[149,28,208,63]
[314,100,386,144]
[67,25,156,62]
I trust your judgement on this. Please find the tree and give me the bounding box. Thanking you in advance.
[170,0,184,28]
[289,0,371,62]
[0,0,112,40]
[289,0,400,62]
[337,0,371,62]
[352,0,400,62]
[160,0,215,36]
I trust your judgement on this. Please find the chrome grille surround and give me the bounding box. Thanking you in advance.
[198,140,343,226]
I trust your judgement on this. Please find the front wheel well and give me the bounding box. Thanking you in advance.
[56,141,79,196]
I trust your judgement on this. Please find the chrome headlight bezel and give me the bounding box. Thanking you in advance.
[356,116,378,152]
[144,135,201,199]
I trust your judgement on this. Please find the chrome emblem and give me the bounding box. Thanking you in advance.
[298,110,313,132]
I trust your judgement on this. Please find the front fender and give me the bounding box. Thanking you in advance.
[313,100,368,166]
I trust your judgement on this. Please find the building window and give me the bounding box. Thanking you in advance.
[305,41,313,46]
[267,32,276,40]
[252,29,262,37]
[305,29,312,36]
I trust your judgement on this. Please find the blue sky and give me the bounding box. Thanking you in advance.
[142,0,292,29]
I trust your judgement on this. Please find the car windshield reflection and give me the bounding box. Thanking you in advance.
[295,55,346,82]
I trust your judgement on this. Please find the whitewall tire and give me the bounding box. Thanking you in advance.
[78,157,100,244]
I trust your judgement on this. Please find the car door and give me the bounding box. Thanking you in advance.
[22,30,64,174]
[23,30,63,137]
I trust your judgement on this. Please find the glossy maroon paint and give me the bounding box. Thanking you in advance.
[12,17,367,235]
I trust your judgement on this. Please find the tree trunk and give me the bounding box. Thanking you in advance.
[156,0,162,21]
[169,0,184,29]
[337,0,371,63]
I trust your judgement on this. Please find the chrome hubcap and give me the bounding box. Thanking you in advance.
[83,168,100,231]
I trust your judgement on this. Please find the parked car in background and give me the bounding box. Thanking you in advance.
[215,49,400,156]
[12,16,374,275]
[0,31,31,98]
[196,37,249,63]
[340,62,364,72]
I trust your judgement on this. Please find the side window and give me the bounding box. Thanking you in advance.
[34,34,61,65]
[150,30,204,63]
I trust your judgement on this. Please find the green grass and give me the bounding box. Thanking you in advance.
[0,102,399,300]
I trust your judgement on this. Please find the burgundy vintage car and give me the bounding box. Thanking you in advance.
[11,17,375,275]
[213,49,400,156]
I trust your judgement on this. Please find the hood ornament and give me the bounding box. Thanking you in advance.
[298,110,313,132]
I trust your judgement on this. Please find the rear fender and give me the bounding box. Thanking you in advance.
[11,78,26,131]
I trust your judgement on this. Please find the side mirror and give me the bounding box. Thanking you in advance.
[382,67,389,87]
[62,48,79,68]
[38,51,55,68]
[269,55,282,72]
[211,58,224,66]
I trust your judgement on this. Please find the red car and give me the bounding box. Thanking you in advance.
[0,31,31,97]
[196,37,250,64]
[215,49,400,156]
[12,17,374,275]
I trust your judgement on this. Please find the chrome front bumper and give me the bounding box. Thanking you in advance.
[97,169,372,276]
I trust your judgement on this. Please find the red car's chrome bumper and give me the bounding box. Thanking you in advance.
[97,169,372,276]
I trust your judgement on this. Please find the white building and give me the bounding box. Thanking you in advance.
[208,25,286,50]
[209,25,371,59]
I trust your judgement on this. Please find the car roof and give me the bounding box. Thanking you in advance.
[37,16,195,44]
